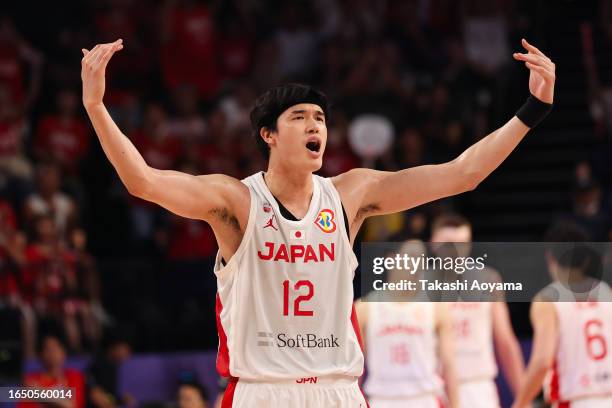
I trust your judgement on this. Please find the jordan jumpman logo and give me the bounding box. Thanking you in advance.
[263,214,278,230]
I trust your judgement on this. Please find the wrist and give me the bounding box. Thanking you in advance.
[84,101,104,112]
[515,93,553,129]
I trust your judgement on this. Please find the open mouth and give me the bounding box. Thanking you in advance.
[306,140,321,153]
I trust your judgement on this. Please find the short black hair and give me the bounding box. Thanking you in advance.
[431,212,471,233]
[37,333,66,354]
[250,83,330,160]
[100,327,132,352]
[544,221,600,276]
[178,381,208,403]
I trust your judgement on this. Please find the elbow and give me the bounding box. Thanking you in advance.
[125,174,152,199]
[457,170,482,193]
[450,158,483,193]
[126,181,149,199]
[463,176,481,192]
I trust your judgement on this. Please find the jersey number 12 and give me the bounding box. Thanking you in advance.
[283,280,314,316]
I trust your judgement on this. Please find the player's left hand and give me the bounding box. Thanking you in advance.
[513,39,555,104]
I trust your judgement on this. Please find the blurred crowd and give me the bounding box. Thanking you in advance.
[0,0,611,364]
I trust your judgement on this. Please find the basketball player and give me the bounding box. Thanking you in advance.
[80,38,554,407]
[355,240,459,407]
[430,214,525,408]
[512,223,612,408]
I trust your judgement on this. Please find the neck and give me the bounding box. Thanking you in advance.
[264,161,313,206]
[558,269,590,285]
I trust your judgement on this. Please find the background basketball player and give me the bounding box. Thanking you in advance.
[512,223,612,408]
[81,37,554,407]
[356,240,459,408]
[430,214,526,408]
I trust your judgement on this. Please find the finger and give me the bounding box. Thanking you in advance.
[525,62,554,81]
[84,44,102,64]
[88,46,105,68]
[514,53,554,70]
[98,43,123,70]
[522,38,547,58]
[91,46,112,70]
[91,44,114,67]
[91,39,124,64]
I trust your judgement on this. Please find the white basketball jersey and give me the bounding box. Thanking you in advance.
[544,281,612,402]
[214,172,364,380]
[364,302,443,398]
[451,302,498,382]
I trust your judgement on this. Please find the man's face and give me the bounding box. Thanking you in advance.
[266,103,327,172]
[430,225,472,258]
[41,337,66,371]
[38,166,60,195]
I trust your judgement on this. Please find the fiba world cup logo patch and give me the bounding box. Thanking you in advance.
[315,209,336,233]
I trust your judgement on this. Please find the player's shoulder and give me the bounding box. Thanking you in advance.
[529,297,557,317]
[331,168,389,217]
[199,173,251,200]
[331,168,386,190]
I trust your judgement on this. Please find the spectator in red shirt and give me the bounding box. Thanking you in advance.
[35,89,91,176]
[0,17,43,109]
[24,161,78,239]
[0,198,24,303]
[0,197,37,358]
[217,3,255,82]
[0,83,32,183]
[319,112,359,177]
[158,160,216,261]
[19,334,86,408]
[23,215,99,352]
[128,103,182,241]
[166,84,207,144]
[0,199,23,302]
[160,0,220,99]
[131,103,182,171]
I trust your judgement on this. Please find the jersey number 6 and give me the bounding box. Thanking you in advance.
[584,319,608,361]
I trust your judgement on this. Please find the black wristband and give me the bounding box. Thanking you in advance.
[515,94,553,129]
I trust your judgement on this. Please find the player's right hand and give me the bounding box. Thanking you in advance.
[81,39,123,109]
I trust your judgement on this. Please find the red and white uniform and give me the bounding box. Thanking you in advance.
[545,281,612,408]
[215,172,366,407]
[451,302,500,408]
[364,302,443,408]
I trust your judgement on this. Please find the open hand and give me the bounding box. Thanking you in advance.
[81,39,123,109]
[513,39,555,104]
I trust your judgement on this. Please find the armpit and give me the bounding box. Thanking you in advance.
[208,207,241,233]
[356,203,381,220]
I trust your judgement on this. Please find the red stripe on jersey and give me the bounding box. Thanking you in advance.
[350,304,370,407]
[216,293,231,377]
[549,359,560,402]
[351,304,365,351]
[221,379,237,408]
[557,402,570,408]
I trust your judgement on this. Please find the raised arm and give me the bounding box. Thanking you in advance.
[334,40,555,223]
[80,40,248,223]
